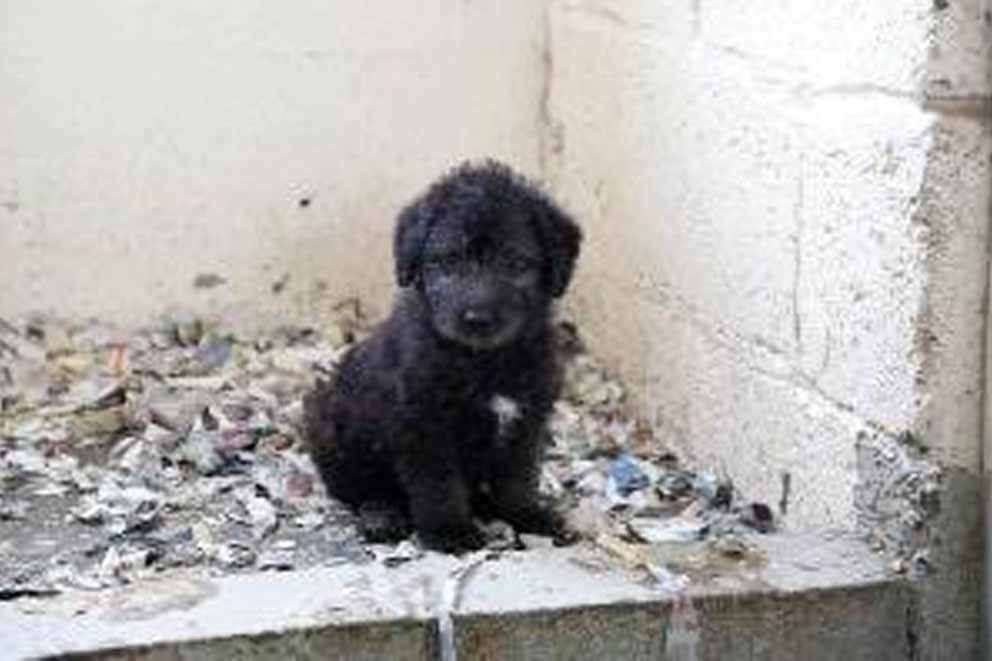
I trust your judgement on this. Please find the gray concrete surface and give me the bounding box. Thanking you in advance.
[1,531,914,660]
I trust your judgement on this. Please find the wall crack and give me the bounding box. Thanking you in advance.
[630,273,904,440]
[559,1,630,29]
[792,153,805,354]
[537,6,564,181]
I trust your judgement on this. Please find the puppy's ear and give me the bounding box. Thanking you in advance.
[533,198,582,298]
[393,199,432,288]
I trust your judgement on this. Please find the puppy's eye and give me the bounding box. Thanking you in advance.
[497,253,535,275]
[426,254,461,274]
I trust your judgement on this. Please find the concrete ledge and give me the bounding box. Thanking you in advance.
[57,619,434,661]
[456,580,910,661]
[455,531,913,660]
[1,531,913,660]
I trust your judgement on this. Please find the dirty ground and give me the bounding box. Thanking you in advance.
[0,312,775,600]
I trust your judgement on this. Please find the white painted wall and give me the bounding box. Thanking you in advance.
[0,0,546,328]
[548,0,990,528]
[546,3,989,656]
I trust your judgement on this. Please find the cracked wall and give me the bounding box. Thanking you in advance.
[548,0,989,514]
[547,1,989,656]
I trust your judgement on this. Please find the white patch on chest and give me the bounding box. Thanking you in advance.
[489,394,522,437]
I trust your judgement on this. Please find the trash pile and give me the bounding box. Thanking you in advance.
[544,325,775,552]
[0,313,775,598]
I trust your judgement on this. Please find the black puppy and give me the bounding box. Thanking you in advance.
[304,160,581,552]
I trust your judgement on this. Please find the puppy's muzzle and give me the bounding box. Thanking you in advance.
[460,306,499,338]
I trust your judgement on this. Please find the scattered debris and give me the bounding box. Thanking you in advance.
[479,519,518,551]
[216,542,257,569]
[627,517,708,544]
[0,313,776,597]
[739,502,775,533]
[691,471,733,509]
[0,314,365,593]
[855,428,943,577]
[257,548,295,571]
[378,540,424,568]
[708,535,751,559]
[518,533,555,550]
[606,452,650,497]
[239,492,279,540]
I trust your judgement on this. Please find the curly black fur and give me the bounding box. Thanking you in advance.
[304,160,581,553]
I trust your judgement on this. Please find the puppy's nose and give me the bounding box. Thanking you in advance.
[461,308,497,335]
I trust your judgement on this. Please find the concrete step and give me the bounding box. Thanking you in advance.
[1,530,913,661]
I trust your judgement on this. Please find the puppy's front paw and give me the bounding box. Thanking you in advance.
[419,524,486,554]
[503,503,560,534]
[504,503,578,546]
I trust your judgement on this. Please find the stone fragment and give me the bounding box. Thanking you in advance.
[380,540,423,567]
[216,543,256,569]
[480,520,517,551]
[739,502,775,533]
[627,517,709,544]
[606,453,650,497]
[257,549,294,571]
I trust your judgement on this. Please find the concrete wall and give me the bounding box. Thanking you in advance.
[546,1,990,657]
[0,0,546,328]
[548,0,990,523]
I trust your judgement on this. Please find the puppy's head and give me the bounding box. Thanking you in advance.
[394,160,581,350]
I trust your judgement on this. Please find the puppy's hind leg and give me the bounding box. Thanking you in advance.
[489,430,577,545]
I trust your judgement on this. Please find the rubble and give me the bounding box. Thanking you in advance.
[376,540,424,567]
[606,452,650,497]
[627,517,708,544]
[0,313,776,597]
